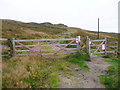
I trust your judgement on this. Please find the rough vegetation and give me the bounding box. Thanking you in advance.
[2,53,90,88]
[1,19,119,88]
[99,56,119,88]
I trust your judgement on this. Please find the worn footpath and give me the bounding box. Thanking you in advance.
[59,56,111,88]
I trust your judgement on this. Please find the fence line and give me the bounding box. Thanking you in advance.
[0,36,118,58]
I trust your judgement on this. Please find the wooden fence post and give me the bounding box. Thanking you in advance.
[86,36,91,57]
[116,42,118,57]
[104,37,107,56]
[86,36,88,53]
[9,38,16,57]
[76,36,81,53]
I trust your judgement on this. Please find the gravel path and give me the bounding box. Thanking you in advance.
[59,56,111,88]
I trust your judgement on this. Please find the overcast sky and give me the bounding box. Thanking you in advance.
[0,0,119,33]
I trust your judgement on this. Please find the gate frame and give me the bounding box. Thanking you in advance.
[87,37,107,57]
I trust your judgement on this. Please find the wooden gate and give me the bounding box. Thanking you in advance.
[0,36,96,58]
[87,37,107,57]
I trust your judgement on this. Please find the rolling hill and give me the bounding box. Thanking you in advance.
[1,19,118,42]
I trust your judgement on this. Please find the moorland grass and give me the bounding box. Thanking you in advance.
[99,58,119,88]
[2,52,90,88]
[67,53,90,71]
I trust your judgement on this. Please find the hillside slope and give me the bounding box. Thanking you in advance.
[1,19,67,39]
[1,19,118,42]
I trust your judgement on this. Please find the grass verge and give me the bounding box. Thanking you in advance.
[67,53,90,71]
[99,58,119,88]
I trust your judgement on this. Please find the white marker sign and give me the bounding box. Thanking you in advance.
[76,36,80,43]
[89,41,91,44]
[102,44,105,50]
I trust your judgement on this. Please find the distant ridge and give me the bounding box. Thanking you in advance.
[1,19,118,42]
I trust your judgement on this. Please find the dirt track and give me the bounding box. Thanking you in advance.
[59,56,111,88]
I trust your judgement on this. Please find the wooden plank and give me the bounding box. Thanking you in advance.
[14,38,76,42]
[108,42,118,44]
[15,44,77,47]
[0,38,8,41]
[90,44,101,47]
[91,40,105,42]
[38,51,77,55]
[107,46,117,48]
[15,45,41,47]
[90,49,102,51]
[0,45,9,47]
[17,51,77,56]
[2,54,10,56]
[15,48,77,52]
[16,53,37,56]
[15,50,38,52]
[107,49,118,51]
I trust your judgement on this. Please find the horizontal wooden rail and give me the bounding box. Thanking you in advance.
[91,40,105,42]
[13,38,76,42]
[107,46,117,48]
[0,45,9,47]
[42,51,77,55]
[90,44,101,47]
[90,49,102,51]
[0,38,8,41]
[15,44,77,47]
[2,54,10,56]
[107,42,118,44]
[15,48,77,52]
[107,49,118,51]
